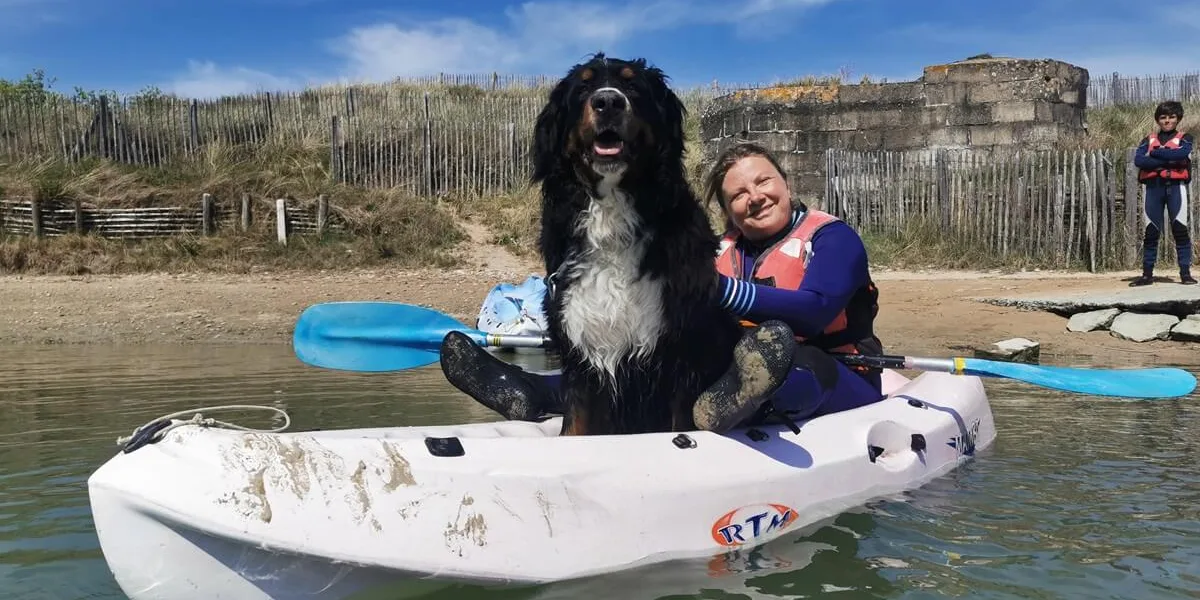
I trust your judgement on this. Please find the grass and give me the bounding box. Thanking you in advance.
[0,73,1192,275]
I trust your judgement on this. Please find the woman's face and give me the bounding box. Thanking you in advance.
[721,155,793,242]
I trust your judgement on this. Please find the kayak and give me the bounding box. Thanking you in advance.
[88,367,995,600]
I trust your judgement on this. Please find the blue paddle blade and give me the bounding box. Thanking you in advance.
[960,358,1197,399]
[292,301,484,372]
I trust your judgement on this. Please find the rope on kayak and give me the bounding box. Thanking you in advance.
[115,404,291,454]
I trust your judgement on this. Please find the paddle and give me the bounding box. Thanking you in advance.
[292,301,550,372]
[292,301,1198,399]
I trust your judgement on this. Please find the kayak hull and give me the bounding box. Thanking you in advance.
[88,369,995,599]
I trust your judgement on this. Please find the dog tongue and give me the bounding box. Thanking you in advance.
[594,141,623,156]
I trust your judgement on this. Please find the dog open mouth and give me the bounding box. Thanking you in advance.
[592,130,624,158]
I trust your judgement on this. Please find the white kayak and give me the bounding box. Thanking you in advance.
[88,368,995,600]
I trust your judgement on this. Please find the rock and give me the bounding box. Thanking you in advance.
[1066,308,1122,332]
[975,337,1040,363]
[1108,312,1180,342]
[1170,315,1200,342]
[975,284,1200,316]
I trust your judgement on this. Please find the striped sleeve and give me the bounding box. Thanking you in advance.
[717,275,756,316]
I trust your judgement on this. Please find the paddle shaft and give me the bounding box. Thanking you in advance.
[470,333,957,373]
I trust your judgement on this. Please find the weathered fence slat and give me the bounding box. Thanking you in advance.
[823,147,1192,272]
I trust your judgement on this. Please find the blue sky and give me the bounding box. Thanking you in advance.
[2,0,1199,99]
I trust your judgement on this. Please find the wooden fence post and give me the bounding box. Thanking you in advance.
[329,115,340,183]
[74,199,84,234]
[201,193,214,236]
[317,194,328,235]
[240,193,252,231]
[30,199,42,238]
[423,92,434,197]
[276,199,287,245]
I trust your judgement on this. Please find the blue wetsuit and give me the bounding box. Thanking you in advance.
[714,208,885,420]
[1133,130,1193,274]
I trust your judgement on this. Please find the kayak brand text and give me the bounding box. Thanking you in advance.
[947,419,980,457]
[711,503,798,547]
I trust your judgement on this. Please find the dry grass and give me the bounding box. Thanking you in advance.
[1079,101,1200,150]
[859,217,1081,272]
[0,73,1188,275]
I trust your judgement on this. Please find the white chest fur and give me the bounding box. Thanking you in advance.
[559,188,666,383]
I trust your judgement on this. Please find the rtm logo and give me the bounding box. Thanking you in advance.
[947,419,980,457]
[711,504,797,547]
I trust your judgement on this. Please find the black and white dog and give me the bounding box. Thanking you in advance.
[531,54,753,435]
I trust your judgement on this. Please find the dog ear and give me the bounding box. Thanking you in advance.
[647,67,687,163]
[531,77,574,183]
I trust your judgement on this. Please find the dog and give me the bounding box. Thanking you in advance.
[530,54,746,436]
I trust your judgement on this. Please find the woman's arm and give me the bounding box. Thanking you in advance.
[717,221,869,338]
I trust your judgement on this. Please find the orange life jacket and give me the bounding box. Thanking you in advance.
[1139,132,1191,182]
[714,209,880,360]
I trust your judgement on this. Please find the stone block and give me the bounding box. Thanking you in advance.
[974,337,1040,363]
[882,128,928,150]
[946,104,995,126]
[838,82,924,107]
[1109,312,1180,342]
[924,82,970,106]
[927,126,970,147]
[967,79,1066,104]
[1017,123,1064,145]
[1066,308,1121,332]
[991,100,1039,123]
[838,129,884,152]
[854,109,907,130]
[795,130,838,153]
[936,58,1084,85]
[968,124,1017,146]
[817,112,860,132]
[1170,314,1200,342]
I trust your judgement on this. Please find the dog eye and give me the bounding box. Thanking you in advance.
[620,66,634,79]
[580,68,593,81]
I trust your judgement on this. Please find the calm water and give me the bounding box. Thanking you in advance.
[1,343,1199,600]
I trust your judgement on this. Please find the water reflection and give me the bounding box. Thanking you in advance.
[0,343,1197,599]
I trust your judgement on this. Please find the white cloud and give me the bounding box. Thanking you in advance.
[161,0,840,97]
[164,60,305,99]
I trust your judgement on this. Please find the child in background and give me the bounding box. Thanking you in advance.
[1131,100,1196,286]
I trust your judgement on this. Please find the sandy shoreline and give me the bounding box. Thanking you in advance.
[1,265,1195,367]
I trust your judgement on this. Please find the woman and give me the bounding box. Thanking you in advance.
[441,141,886,432]
[693,141,886,431]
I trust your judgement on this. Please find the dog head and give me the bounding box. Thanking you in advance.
[531,53,687,186]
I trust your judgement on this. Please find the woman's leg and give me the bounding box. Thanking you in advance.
[439,331,558,421]
[766,346,885,421]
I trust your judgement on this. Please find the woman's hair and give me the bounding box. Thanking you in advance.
[702,141,791,229]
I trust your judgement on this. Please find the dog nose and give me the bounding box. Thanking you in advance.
[590,89,627,114]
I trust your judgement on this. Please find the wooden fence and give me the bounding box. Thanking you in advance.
[0,194,339,243]
[1087,71,1200,108]
[824,148,1199,272]
[0,83,737,198]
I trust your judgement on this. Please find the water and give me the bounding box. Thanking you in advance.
[1,344,1198,600]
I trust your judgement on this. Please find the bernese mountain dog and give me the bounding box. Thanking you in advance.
[531,53,760,436]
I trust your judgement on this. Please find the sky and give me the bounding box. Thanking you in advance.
[2,0,1200,99]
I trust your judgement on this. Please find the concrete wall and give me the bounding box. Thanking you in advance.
[698,57,1090,202]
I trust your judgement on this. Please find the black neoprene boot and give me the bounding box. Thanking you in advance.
[1182,271,1197,285]
[1129,269,1154,287]
[440,331,556,421]
[693,320,797,433]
